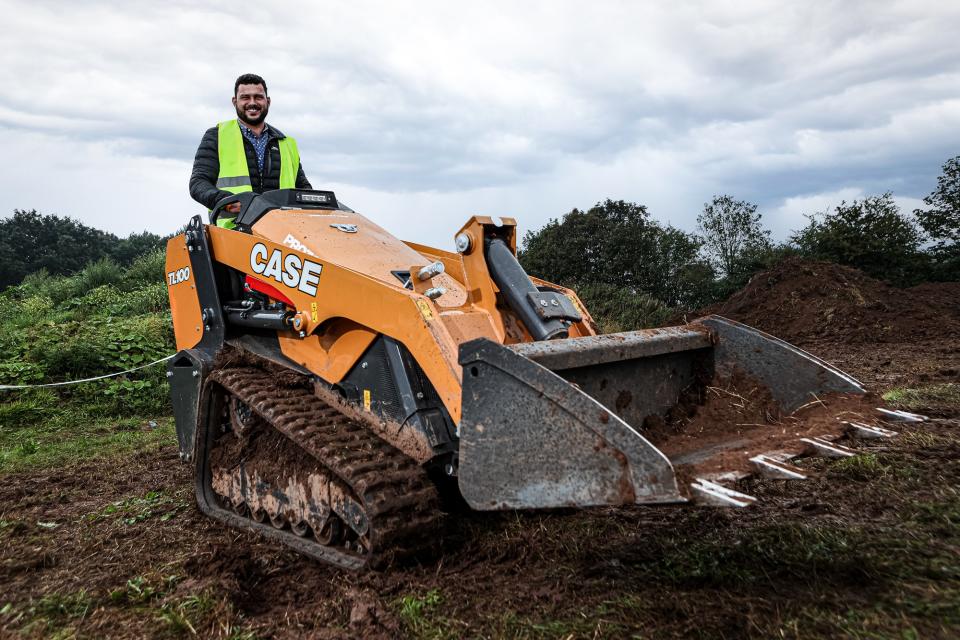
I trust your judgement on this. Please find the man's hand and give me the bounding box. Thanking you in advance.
[225,202,241,214]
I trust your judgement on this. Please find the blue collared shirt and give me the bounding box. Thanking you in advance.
[239,123,272,173]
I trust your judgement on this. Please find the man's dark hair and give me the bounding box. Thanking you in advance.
[235,73,267,96]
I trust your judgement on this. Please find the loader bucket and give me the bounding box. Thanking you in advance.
[457,315,865,511]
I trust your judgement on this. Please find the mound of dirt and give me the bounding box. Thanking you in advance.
[706,259,960,345]
[640,367,882,487]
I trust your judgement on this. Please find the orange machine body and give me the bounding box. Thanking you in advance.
[166,208,596,423]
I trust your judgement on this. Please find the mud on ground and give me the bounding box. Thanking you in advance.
[1,261,959,639]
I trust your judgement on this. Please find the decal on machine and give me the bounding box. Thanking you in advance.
[282,234,317,256]
[250,243,324,296]
[167,267,190,286]
[415,299,434,322]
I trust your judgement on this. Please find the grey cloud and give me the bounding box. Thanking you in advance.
[3,0,959,242]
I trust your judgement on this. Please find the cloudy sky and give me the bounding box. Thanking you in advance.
[3,0,959,250]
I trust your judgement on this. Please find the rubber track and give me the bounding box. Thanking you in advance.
[208,365,442,569]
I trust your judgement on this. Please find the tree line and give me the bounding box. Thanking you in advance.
[520,156,960,330]
[0,210,168,290]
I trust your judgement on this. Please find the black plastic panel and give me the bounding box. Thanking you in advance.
[340,336,457,457]
[167,348,214,460]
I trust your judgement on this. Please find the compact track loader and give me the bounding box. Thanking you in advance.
[166,189,920,570]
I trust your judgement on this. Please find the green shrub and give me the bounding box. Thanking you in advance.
[0,389,58,429]
[76,257,123,291]
[26,338,105,380]
[97,371,169,415]
[0,227,176,429]
[0,269,174,419]
[15,268,53,295]
[106,282,169,315]
[574,282,671,332]
[121,249,167,290]
[67,284,123,312]
[16,295,56,326]
[10,270,82,305]
[99,315,173,366]
[0,362,45,386]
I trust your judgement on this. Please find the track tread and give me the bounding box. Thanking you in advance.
[207,364,442,569]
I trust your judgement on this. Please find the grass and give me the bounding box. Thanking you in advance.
[7,575,245,638]
[906,487,960,540]
[630,522,881,588]
[0,389,59,427]
[897,430,948,448]
[30,590,95,621]
[512,606,639,640]
[0,414,175,474]
[778,585,960,639]
[495,611,628,640]
[395,588,468,640]
[4,582,247,639]
[882,383,960,415]
[88,489,190,526]
[110,575,179,604]
[157,592,223,636]
[29,576,248,639]
[1,590,96,638]
[825,452,920,482]
[828,452,890,480]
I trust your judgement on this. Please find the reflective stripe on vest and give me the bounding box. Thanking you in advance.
[216,119,300,193]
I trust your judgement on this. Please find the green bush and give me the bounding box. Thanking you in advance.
[14,295,56,327]
[0,362,45,386]
[102,372,169,415]
[0,389,58,429]
[520,199,707,308]
[574,282,671,332]
[26,338,106,380]
[9,270,83,305]
[121,249,167,291]
[106,282,169,315]
[67,284,124,312]
[76,257,123,291]
[791,193,927,286]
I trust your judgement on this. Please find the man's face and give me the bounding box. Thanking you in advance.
[232,83,270,126]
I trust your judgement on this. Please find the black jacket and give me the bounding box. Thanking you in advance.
[188,123,312,209]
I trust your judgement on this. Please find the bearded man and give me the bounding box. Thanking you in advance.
[189,73,312,218]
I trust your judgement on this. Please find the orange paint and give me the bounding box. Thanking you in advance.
[165,235,203,351]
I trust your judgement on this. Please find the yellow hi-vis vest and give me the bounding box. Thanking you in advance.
[215,119,300,227]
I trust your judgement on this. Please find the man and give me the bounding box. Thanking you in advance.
[189,73,311,219]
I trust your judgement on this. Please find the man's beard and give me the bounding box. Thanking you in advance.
[236,104,268,127]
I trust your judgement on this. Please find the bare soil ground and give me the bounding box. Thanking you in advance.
[1,261,958,639]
